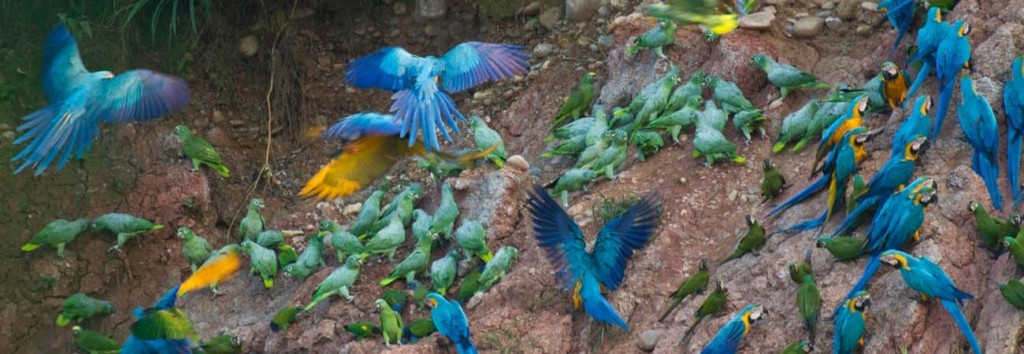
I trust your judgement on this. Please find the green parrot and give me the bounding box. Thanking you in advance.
[379,229,434,286]
[282,233,326,279]
[455,220,493,263]
[306,255,363,311]
[549,117,594,142]
[255,230,284,249]
[57,293,114,327]
[609,107,635,130]
[732,109,766,144]
[403,318,436,343]
[276,244,298,267]
[649,95,701,144]
[553,72,597,129]
[379,184,424,221]
[382,289,409,312]
[999,279,1024,310]
[833,75,887,113]
[71,326,120,354]
[633,68,682,134]
[583,130,629,179]
[750,53,830,101]
[628,65,681,114]
[760,158,787,203]
[430,182,459,240]
[699,99,728,131]
[269,306,302,332]
[241,240,278,288]
[173,125,229,177]
[848,174,866,212]
[431,249,460,296]
[659,258,710,322]
[351,190,385,238]
[665,71,705,112]
[363,215,407,261]
[321,220,363,263]
[796,274,821,343]
[346,321,380,339]
[969,200,1019,253]
[632,129,665,161]
[574,132,611,169]
[469,116,507,168]
[197,334,242,354]
[551,168,597,207]
[790,100,846,153]
[780,340,810,354]
[20,218,89,258]
[717,215,765,265]
[91,213,164,251]
[693,101,745,167]
[706,74,756,114]
[625,20,677,59]
[376,299,404,346]
[542,135,587,157]
[584,106,610,146]
[680,280,729,346]
[411,209,433,243]
[390,188,421,227]
[178,227,213,272]
[457,269,484,301]
[788,248,814,285]
[238,198,265,242]
[480,246,519,290]
[773,98,820,153]
[815,236,866,261]
[1004,236,1024,267]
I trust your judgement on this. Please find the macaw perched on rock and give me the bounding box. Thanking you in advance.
[91,213,163,251]
[760,158,787,202]
[528,185,661,331]
[11,24,189,176]
[879,250,983,353]
[750,53,830,101]
[933,19,972,140]
[833,291,870,354]
[816,236,867,261]
[773,99,820,153]
[174,125,229,177]
[425,293,478,354]
[306,256,363,311]
[959,75,1002,210]
[812,96,868,178]
[626,20,677,59]
[20,218,89,258]
[71,326,120,353]
[698,304,765,354]
[57,293,114,327]
[553,72,597,129]
[880,62,910,110]
[1006,57,1024,203]
[891,95,932,158]
[659,259,710,322]
[796,274,821,344]
[904,7,952,105]
[878,0,916,51]
[345,42,529,151]
[643,0,739,37]
[969,201,1019,254]
[178,244,243,296]
[123,285,195,353]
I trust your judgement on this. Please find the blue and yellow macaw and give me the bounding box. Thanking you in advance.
[878,0,916,51]
[933,19,972,139]
[698,304,765,354]
[425,293,477,354]
[122,285,194,353]
[811,96,868,179]
[880,62,910,110]
[904,7,952,108]
[345,43,529,151]
[299,113,494,200]
[12,24,189,175]
[959,75,1003,211]
[891,95,932,158]
[527,185,661,331]
[833,290,870,354]
[879,250,983,353]
[1005,57,1024,204]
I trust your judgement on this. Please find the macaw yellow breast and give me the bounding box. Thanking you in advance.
[884,74,909,109]
[741,312,752,336]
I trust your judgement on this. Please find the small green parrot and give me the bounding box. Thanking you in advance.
[553,72,597,129]
[584,106,610,146]
[969,200,1019,253]
[306,255,363,311]
[705,74,756,114]
[410,280,429,306]
[241,240,278,288]
[197,334,242,354]
[717,215,765,265]
[382,289,409,312]
[628,65,681,114]
[321,220,364,263]
[480,246,519,290]
[693,101,745,167]
[178,227,213,273]
[648,96,701,144]
[732,109,767,144]
[665,71,705,112]
[549,117,594,142]
[760,158,787,203]
[469,116,507,168]
[91,213,163,251]
[791,100,848,152]
[431,182,459,240]
[346,321,380,339]
[71,326,120,354]
[796,274,821,343]
[700,99,729,131]
[680,280,729,346]
[20,218,89,258]
[609,107,635,130]
[269,306,302,332]
[632,129,665,161]
[457,269,484,301]
[238,198,265,242]
[276,244,298,267]
[377,184,424,228]
[551,168,597,207]
[174,125,229,177]
[57,293,114,327]
[283,233,326,279]
[750,53,830,101]
[351,190,385,238]
[632,66,681,132]
[403,317,436,343]
[815,236,866,261]
[431,249,460,296]
[773,98,820,153]
[380,229,434,286]
[583,130,629,179]
[780,340,810,354]
[625,20,677,59]
[999,279,1024,310]
[363,215,407,261]
[659,258,710,322]
[411,209,433,243]
[542,135,587,157]
[376,299,404,346]
[455,220,493,263]
[574,133,611,169]
[788,248,814,285]
[256,230,284,248]
[1004,236,1024,267]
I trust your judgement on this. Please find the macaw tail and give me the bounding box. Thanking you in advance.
[973,152,1004,211]
[12,105,100,175]
[1010,130,1022,201]
[932,78,955,140]
[678,317,705,347]
[834,254,881,318]
[179,249,242,296]
[904,62,931,109]
[775,211,826,236]
[583,295,629,332]
[767,175,829,218]
[940,300,983,354]
[456,339,479,354]
[56,314,71,327]
[20,243,40,252]
[658,296,685,322]
[390,86,464,152]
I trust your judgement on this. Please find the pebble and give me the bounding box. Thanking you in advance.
[424,24,440,37]
[856,24,873,36]
[520,1,542,16]
[0,131,14,143]
[738,11,775,30]
[825,16,842,29]
[728,190,738,201]
[609,0,628,9]
[213,110,226,124]
[597,5,611,18]
[507,155,529,171]
[533,43,556,58]
[822,1,836,9]
[393,2,408,16]
[239,35,259,57]
[861,1,878,10]
[589,43,598,52]
[473,90,494,100]
[792,17,825,37]
[769,100,784,110]
[597,35,614,49]
[763,6,777,14]
[637,330,664,352]
[343,202,362,215]
[538,7,562,30]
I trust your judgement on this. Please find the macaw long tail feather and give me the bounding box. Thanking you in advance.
[583,296,629,332]
[905,62,931,108]
[457,339,479,354]
[828,196,881,238]
[973,152,1004,211]
[390,87,463,152]
[940,300,983,354]
[1010,130,1022,201]
[767,175,829,218]
[776,211,827,236]
[834,255,881,318]
[658,297,685,323]
[933,78,955,140]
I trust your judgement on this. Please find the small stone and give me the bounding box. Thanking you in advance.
[835,0,860,19]
[861,1,878,10]
[507,155,529,171]
[763,6,777,14]
[609,0,628,9]
[473,90,493,100]
[792,17,825,37]
[424,24,440,37]
[825,16,842,29]
[520,1,542,17]
[856,24,872,35]
[533,43,556,58]
[597,35,614,49]
[815,10,833,18]
[728,190,739,201]
[565,0,601,21]
[414,0,446,22]
[589,43,598,52]
[637,330,664,352]
[393,2,408,15]
[0,131,14,144]
[343,202,362,215]
[763,0,786,4]
[769,100,784,110]
[738,11,775,30]
[238,35,259,57]
[538,7,562,30]
[822,1,836,9]
[597,5,611,18]
[678,177,687,184]
[212,110,226,124]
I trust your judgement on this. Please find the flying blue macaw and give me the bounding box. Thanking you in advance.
[833,290,870,354]
[345,43,530,151]
[828,136,927,238]
[838,177,938,314]
[891,95,933,158]
[698,304,765,354]
[933,19,972,140]
[1005,57,1024,204]
[424,292,477,354]
[878,0,916,51]
[810,96,869,178]
[959,75,1003,211]
[527,185,661,331]
[904,7,952,107]
[879,250,983,353]
[12,24,189,176]
[121,285,194,354]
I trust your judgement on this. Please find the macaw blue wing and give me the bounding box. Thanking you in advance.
[11,104,98,175]
[590,194,661,291]
[121,335,193,354]
[153,285,181,310]
[527,185,592,288]
[345,46,420,91]
[917,257,974,304]
[700,310,747,354]
[321,113,402,141]
[440,42,530,93]
[389,80,463,151]
[42,24,89,102]
[95,69,190,123]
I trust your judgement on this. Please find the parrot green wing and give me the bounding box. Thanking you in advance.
[131,308,196,340]
[270,306,302,332]
[73,327,121,353]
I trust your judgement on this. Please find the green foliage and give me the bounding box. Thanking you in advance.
[116,0,211,44]
[596,193,641,223]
